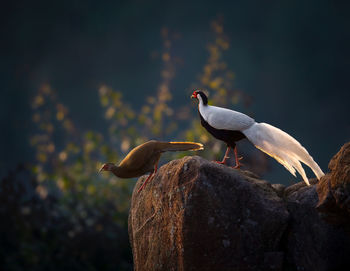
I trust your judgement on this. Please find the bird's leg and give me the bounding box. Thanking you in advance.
[154,159,159,174]
[232,146,243,169]
[137,159,159,193]
[137,172,154,193]
[215,146,231,165]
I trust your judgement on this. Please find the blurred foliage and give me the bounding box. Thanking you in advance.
[1,18,269,270]
[0,166,132,271]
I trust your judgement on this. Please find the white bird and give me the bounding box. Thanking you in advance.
[191,90,324,185]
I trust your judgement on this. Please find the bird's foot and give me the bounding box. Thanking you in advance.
[214,160,226,165]
[214,156,230,165]
[232,157,243,169]
[137,183,146,193]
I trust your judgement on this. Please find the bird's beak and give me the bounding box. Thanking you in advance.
[191,94,195,99]
[98,165,104,173]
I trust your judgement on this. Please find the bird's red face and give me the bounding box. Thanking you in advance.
[191,90,198,99]
[190,90,208,105]
[99,163,114,173]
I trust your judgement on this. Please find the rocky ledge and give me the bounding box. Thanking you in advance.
[128,143,350,271]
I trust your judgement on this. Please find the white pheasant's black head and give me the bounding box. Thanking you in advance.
[191,90,208,105]
[99,162,115,173]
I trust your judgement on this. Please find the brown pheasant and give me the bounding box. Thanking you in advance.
[99,140,203,192]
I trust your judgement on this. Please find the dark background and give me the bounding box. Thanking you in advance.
[2,0,350,181]
[1,1,350,270]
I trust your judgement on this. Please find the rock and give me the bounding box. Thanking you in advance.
[278,142,350,271]
[272,183,286,198]
[316,142,350,226]
[128,143,350,271]
[129,156,289,271]
[284,180,350,271]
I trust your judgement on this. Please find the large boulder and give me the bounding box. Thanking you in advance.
[316,142,350,226]
[284,179,350,271]
[128,142,350,271]
[129,156,289,271]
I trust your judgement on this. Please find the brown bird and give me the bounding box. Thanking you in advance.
[99,140,203,192]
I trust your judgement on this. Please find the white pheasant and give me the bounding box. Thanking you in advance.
[191,90,324,185]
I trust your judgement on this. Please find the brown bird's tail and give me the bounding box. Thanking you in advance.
[158,142,204,152]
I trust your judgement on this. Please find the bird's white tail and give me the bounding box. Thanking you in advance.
[243,122,324,185]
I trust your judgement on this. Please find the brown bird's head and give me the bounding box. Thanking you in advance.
[99,163,115,173]
[191,90,208,105]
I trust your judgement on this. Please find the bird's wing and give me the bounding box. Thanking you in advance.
[118,140,203,171]
[118,141,159,171]
[242,122,324,185]
[200,105,255,131]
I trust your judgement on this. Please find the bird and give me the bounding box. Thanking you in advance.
[190,90,324,185]
[99,140,204,192]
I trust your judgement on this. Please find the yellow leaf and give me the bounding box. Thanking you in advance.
[87,185,96,195]
[59,151,68,161]
[105,107,115,119]
[162,53,170,62]
[56,111,64,121]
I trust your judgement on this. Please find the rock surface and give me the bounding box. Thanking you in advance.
[316,142,350,226]
[284,179,350,270]
[129,143,350,271]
